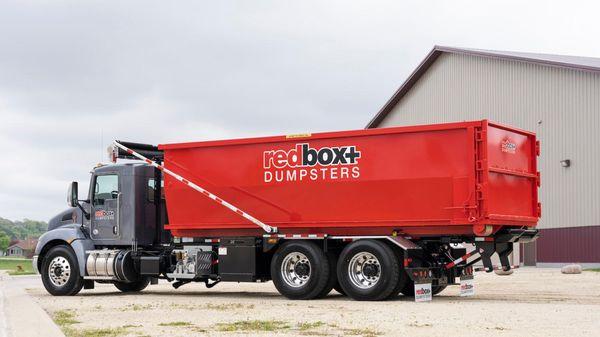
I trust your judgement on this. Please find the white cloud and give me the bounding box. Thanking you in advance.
[1,0,599,220]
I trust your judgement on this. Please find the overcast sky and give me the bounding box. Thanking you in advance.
[1,0,599,221]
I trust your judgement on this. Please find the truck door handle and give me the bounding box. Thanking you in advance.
[116,192,121,236]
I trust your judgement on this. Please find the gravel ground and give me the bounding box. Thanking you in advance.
[27,268,600,337]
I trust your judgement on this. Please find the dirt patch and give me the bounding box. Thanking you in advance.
[28,268,600,337]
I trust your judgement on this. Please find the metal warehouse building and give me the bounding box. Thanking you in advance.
[367,46,600,267]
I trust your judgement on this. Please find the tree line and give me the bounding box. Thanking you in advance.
[0,217,47,252]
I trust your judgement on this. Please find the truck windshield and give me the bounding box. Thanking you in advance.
[93,174,118,206]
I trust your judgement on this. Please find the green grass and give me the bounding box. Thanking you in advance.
[585,268,600,272]
[119,303,154,311]
[64,327,129,337]
[158,321,192,327]
[205,302,255,311]
[53,310,80,326]
[0,257,35,275]
[298,321,326,331]
[215,320,291,332]
[343,328,382,337]
[52,310,134,337]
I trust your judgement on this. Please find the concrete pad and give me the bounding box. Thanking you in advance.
[25,268,600,337]
[0,272,64,337]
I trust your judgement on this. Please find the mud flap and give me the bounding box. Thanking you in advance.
[414,282,432,302]
[460,275,475,296]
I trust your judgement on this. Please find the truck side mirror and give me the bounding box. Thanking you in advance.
[67,181,79,207]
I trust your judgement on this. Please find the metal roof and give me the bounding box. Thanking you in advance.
[366,45,600,128]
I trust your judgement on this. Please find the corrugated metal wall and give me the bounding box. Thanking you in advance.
[378,52,600,230]
[536,226,600,263]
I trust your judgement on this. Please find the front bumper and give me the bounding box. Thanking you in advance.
[32,255,39,274]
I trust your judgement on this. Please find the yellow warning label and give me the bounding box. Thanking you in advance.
[285,133,312,139]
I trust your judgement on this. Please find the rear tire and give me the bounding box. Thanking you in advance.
[400,280,414,296]
[271,241,331,300]
[315,251,338,298]
[385,249,409,299]
[114,277,151,293]
[337,240,399,301]
[41,245,84,296]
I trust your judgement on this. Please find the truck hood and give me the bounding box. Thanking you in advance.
[48,208,79,231]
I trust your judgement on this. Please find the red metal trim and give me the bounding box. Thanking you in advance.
[158,120,484,150]
[488,167,537,178]
[487,214,538,222]
[165,225,480,238]
[487,121,536,137]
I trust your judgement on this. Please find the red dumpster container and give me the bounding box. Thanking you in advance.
[159,120,540,238]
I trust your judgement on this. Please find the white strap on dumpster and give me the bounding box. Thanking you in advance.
[112,141,277,234]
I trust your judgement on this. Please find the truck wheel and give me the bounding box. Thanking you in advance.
[315,251,338,298]
[114,277,151,293]
[271,241,331,300]
[385,253,409,299]
[41,245,84,296]
[337,240,399,301]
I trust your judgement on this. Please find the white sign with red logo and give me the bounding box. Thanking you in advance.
[263,143,361,183]
[94,210,115,221]
[460,278,475,296]
[414,283,432,302]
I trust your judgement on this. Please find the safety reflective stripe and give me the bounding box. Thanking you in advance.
[474,237,494,242]
[263,234,327,239]
[114,141,277,234]
[445,251,477,269]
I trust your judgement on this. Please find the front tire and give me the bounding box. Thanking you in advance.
[114,277,151,293]
[41,245,84,296]
[337,240,400,301]
[271,241,331,300]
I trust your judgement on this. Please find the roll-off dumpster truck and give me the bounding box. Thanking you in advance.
[33,120,540,301]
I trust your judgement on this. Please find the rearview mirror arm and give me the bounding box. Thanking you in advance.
[76,200,90,220]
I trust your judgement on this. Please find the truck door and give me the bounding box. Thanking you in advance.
[90,173,120,240]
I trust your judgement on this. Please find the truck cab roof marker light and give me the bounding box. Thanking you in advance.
[112,140,277,234]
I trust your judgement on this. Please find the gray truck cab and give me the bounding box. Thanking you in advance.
[33,162,163,295]
[86,163,159,246]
